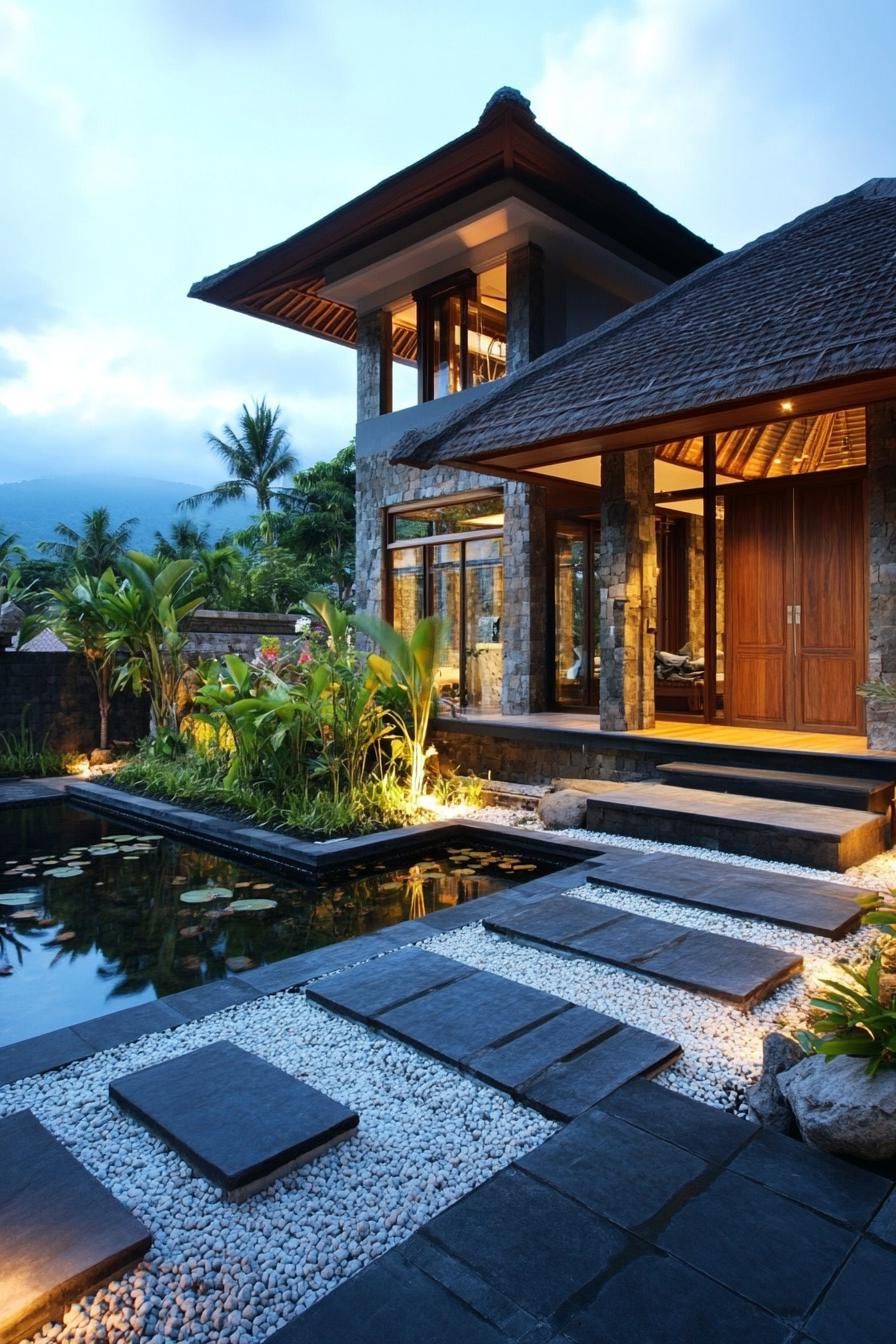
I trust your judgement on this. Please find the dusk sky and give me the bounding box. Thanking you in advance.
[2,0,894,487]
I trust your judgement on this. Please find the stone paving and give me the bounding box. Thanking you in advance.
[0,1109,152,1344]
[269,1079,896,1344]
[109,1041,358,1201]
[485,893,802,1005]
[586,849,864,938]
[307,947,680,1120]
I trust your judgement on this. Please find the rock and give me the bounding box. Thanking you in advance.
[89,748,115,766]
[537,788,588,829]
[778,1054,896,1160]
[746,1031,804,1134]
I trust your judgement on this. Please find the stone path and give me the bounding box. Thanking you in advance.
[0,1109,152,1344]
[110,1041,358,1201]
[586,849,864,938]
[268,1079,896,1344]
[485,893,802,1006]
[307,947,680,1120]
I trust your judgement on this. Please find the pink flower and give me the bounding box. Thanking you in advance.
[298,651,312,665]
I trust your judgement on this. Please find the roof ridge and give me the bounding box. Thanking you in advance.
[393,178,894,466]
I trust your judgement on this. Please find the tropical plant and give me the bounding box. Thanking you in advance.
[0,526,25,577]
[178,398,297,522]
[153,518,212,560]
[0,705,63,777]
[352,609,444,806]
[796,957,896,1076]
[38,506,137,575]
[100,552,207,747]
[45,570,122,750]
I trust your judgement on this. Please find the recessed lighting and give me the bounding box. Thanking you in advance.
[780,400,794,413]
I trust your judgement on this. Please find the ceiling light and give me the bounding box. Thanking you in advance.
[780,400,794,413]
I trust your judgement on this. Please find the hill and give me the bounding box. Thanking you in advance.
[2,476,256,555]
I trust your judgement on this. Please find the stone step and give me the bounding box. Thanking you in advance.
[657,761,896,813]
[308,946,680,1120]
[586,849,863,939]
[484,894,801,1007]
[583,783,889,871]
[0,1109,152,1344]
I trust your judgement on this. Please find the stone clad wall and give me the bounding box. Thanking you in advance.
[866,400,896,749]
[355,453,547,713]
[0,653,149,755]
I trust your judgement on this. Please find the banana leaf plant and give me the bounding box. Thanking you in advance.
[796,956,896,1076]
[351,608,444,807]
[46,569,122,749]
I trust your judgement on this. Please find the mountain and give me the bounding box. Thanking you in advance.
[2,476,257,555]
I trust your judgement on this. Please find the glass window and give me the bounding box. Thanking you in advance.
[554,527,587,705]
[415,265,506,402]
[391,546,424,642]
[392,493,503,541]
[465,537,503,711]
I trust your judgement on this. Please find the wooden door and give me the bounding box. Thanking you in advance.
[794,477,866,733]
[726,487,793,728]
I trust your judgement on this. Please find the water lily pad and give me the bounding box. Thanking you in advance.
[229,897,277,912]
[234,881,253,889]
[123,856,140,862]
[451,868,477,876]
[179,925,203,938]
[46,931,76,945]
[251,882,274,891]
[46,866,84,878]
[378,881,402,892]
[106,834,137,842]
[0,892,40,907]
[89,846,120,856]
[225,955,256,972]
[179,956,201,971]
[180,886,232,904]
[10,909,41,921]
[172,876,187,885]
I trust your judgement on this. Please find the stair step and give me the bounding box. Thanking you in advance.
[657,761,895,814]
[586,850,862,939]
[584,784,889,872]
[484,894,802,1007]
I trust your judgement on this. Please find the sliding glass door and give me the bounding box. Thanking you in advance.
[552,522,600,708]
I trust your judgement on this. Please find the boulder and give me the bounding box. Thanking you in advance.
[537,789,588,830]
[778,1054,896,1160]
[89,748,115,766]
[746,1032,804,1134]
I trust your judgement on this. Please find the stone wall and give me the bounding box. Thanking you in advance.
[355,453,548,713]
[866,400,896,749]
[184,609,297,662]
[432,727,657,786]
[0,653,149,756]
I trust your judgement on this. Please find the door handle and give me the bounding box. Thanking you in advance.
[794,605,801,625]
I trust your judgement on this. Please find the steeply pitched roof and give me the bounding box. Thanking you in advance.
[393,179,896,470]
[189,89,718,350]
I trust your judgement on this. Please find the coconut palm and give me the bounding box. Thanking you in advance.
[178,398,297,517]
[38,507,137,575]
[153,518,211,561]
[45,570,122,750]
[0,527,25,579]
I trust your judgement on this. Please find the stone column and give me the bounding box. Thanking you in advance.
[866,400,896,749]
[598,447,657,730]
[356,309,392,422]
[506,243,544,374]
[501,479,548,713]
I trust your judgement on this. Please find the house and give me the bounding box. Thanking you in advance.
[190,89,896,771]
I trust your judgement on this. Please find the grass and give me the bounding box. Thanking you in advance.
[0,708,64,778]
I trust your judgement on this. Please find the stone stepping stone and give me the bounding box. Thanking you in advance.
[520,1026,681,1120]
[305,945,476,1023]
[467,1004,620,1093]
[485,894,802,1007]
[0,1109,151,1344]
[109,1041,358,1201]
[586,849,862,938]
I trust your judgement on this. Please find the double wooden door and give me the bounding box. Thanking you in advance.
[725,476,866,733]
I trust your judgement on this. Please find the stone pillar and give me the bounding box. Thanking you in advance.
[866,401,896,748]
[356,310,392,422]
[506,243,544,374]
[501,479,548,713]
[598,447,657,731]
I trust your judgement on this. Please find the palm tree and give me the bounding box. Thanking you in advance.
[0,527,25,580]
[38,507,137,574]
[179,398,297,517]
[153,518,211,561]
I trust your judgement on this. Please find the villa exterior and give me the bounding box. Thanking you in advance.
[191,89,896,756]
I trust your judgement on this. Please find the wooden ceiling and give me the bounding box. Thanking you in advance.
[655,407,866,481]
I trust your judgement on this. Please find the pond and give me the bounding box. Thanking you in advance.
[0,804,560,1046]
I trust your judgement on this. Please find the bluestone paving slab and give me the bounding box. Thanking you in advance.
[265,1253,508,1344]
[162,978,261,1021]
[805,1236,896,1344]
[399,1235,541,1341]
[516,1109,708,1232]
[306,946,476,1023]
[109,1041,357,1199]
[420,1166,632,1320]
[587,851,863,938]
[731,1127,892,1228]
[656,1168,858,1319]
[521,1026,681,1120]
[868,1187,896,1246]
[597,1078,756,1165]
[71,999,185,1050]
[0,1109,152,1344]
[376,969,567,1064]
[0,1026,92,1086]
[467,1005,620,1093]
[489,893,802,1005]
[562,1249,792,1344]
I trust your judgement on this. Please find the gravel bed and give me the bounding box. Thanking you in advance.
[4,991,553,1344]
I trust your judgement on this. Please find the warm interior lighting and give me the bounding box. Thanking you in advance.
[461,512,505,528]
[780,399,794,413]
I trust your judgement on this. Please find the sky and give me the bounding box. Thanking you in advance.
[1,0,894,488]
